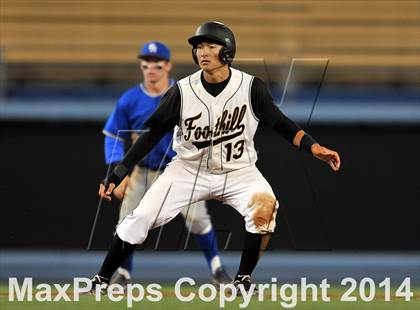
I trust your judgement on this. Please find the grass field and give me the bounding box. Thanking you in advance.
[1,283,419,310]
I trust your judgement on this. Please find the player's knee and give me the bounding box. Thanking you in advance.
[184,215,211,234]
[248,192,277,231]
[181,204,211,234]
[116,226,148,245]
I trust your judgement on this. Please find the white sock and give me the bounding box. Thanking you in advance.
[117,267,131,280]
[210,256,222,275]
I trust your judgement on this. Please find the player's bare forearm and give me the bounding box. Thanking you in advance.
[292,129,306,147]
[113,175,129,201]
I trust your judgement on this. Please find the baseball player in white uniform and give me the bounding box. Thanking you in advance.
[103,41,231,287]
[93,21,341,293]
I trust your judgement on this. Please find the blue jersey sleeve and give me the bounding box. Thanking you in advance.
[104,136,125,164]
[103,97,131,141]
[103,93,132,164]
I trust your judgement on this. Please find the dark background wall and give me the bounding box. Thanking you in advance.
[1,121,419,251]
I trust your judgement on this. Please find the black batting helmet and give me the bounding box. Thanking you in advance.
[188,21,236,65]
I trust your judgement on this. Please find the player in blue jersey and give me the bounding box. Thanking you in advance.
[102,41,231,288]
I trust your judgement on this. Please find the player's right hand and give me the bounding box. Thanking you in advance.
[98,181,116,201]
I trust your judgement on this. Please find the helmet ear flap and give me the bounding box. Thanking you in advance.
[219,46,233,64]
[218,47,227,64]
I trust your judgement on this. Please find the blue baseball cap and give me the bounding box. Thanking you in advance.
[138,41,171,61]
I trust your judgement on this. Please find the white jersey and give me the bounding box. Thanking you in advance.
[173,68,259,173]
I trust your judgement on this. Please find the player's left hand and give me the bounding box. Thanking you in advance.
[311,144,341,171]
